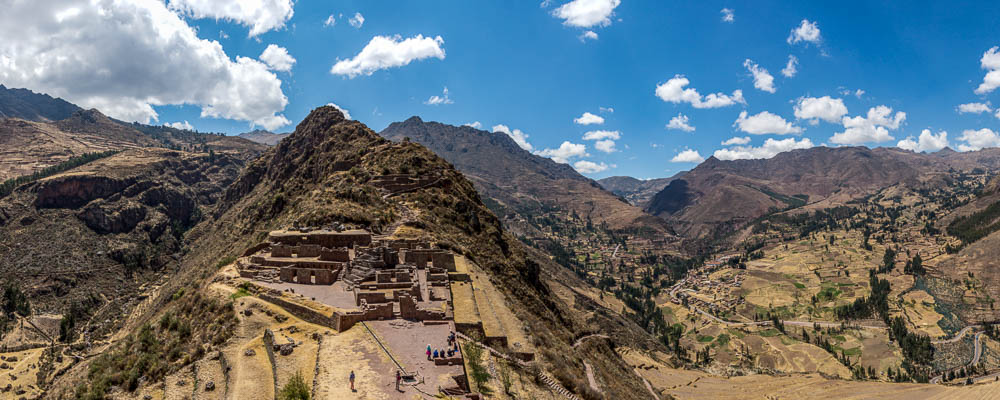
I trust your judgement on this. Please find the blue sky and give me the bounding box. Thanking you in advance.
[5,1,1000,179]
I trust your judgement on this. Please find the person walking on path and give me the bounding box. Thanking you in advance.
[395,370,402,392]
[350,370,356,392]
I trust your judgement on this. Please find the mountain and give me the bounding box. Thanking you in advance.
[379,116,670,235]
[0,86,267,181]
[598,173,682,207]
[646,146,1000,239]
[0,84,81,121]
[238,129,291,146]
[27,106,659,399]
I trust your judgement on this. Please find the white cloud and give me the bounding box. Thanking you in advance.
[787,19,821,45]
[782,55,798,78]
[734,111,803,135]
[424,87,453,105]
[573,160,610,173]
[324,14,336,27]
[898,129,948,153]
[671,149,705,163]
[325,103,352,120]
[794,96,848,124]
[666,114,695,132]
[348,12,364,28]
[830,105,906,145]
[0,0,290,130]
[580,31,599,41]
[536,141,588,163]
[958,102,991,114]
[493,124,533,151]
[166,120,194,131]
[714,137,815,160]
[655,75,745,109]
[552,0,621,28]
[721,136,751,146]
[219,30,229,39]
[975,47,1000,95]
[582,130,620,140]
[330,34,445,78]
[744,59,776,93]
[599,106,614,113]
[996,109,1000,120]
[464,121,482,129]
[720,8,734,23]
[839,88,865,98]
[260,44,296,72]
[167,0,294,37]
[574,112,605,125]
[957,128,1000,151]
[594,139,617,153]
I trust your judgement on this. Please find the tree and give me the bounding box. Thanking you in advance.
[279,371,310,400]
[463,342,491,389]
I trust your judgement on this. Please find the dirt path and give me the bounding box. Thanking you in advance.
[584,361,602,394]
[572,334,610,348]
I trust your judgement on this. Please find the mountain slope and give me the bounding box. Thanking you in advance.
[598,173,682,207]
[49,106,658,399]
[0,84,81,121]
[646,146,1000,239]
[379,117,669,234]
[238,129,291,145]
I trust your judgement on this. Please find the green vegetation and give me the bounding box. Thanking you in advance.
[279,371,311,400]
[696,334,714,343]
[947,199,1000,245]
[74,291,236,399]
[0,282,31,340]
[0,150,119,198]
[463,341,491,390]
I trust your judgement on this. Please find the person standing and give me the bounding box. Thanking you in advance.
[350,370,356,392]
[426,344,432,360]
[395,370,402,392]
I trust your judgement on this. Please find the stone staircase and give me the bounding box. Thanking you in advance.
[455,332,581,400]
[343,264,375,288]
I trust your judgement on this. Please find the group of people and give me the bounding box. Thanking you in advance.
[424,331,460,360]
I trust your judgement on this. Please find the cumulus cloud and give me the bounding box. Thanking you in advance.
[552,0,621,28]
[424,87,453,105]
[655,75,745,109]
[348,12,364,28]
[720,8,734,23]
[794,96,848,124]
[260,44,296,72]
[326,103,352,120]
[580,30,599,41]
[787,19,821,45]
[714,137,815,160]
[166,120,194,131]
[830,105,906,145]
[975,47,1000,95]
[324,14,336,27]
[671,149,705,163]
[582,130,620,140]
[957,128,1000,151]
[573,160,610,173]
[898,129,948,153]
[958,102,991,114]
[744,59,776,93]
[594,139,617,153]
[331,34,445,78]
[666,114,695,132]
[734,111,802,135]
[0,0,290,130]
[464,121,482,129]
[782,55,798,78]
[493,124,533,151]
[167,0,294,37]
[721,136,751,146]
[574,112,604,125]
[536,141,588,163]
